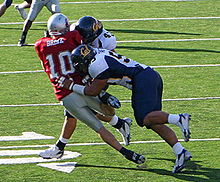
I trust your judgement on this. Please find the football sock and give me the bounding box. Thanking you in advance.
[109,115,124,129]
[119,147,133,159]
[109,116,124,129]
[119,147,143,164]
[168,114,180,125]
[56,137,69,151]
[173,142,184,156]
[108,115,118,126]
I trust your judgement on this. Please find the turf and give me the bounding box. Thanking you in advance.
[0,0,219,181]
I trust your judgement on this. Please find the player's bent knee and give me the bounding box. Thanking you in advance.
[143,113,153,128]
[101,103,115,116]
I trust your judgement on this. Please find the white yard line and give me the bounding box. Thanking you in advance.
[0,138,219,149]
[152,64,220,68]
[59,0,205,4]
[117,38,220,43]
[10,0,206,6]
[0,97,219,108]
[1,17,219,25]
[0,132,54,141]
[0,70,44,74]
[1,38,220,47]
[1,64,219,75]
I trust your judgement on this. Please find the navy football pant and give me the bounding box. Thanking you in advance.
[132,67,163,127]
[3,0,12,7]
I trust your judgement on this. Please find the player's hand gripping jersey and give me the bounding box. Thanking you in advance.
[35,30,82,101]
[88,49,148,88]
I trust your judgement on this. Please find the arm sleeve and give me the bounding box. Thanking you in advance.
[102,35,117,51]
[34,40,43,61]
[35,39,46,70]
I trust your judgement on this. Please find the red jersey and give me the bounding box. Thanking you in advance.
[35,30,83,101]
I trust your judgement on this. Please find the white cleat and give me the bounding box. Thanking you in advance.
[176,113,191,142]
[39,146,64,159]
[14,4,27,20]
[117,118,132,146]
[173,149,192,173]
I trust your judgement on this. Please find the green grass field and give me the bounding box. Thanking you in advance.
[0,0,219,181]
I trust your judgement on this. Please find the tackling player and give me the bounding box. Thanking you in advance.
[35,13,145,165]
[58,45,192,173]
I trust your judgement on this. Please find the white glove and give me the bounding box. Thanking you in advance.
[57,76,66,87]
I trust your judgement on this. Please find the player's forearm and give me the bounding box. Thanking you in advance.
[72,84,100,96]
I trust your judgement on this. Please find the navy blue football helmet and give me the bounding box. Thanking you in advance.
[71,45,96,74]
[75,16,103,44]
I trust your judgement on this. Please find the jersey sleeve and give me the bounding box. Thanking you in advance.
[89,55,110,79]
[102,36,117,50]
[35,39,44,62]
[100,30,117,50]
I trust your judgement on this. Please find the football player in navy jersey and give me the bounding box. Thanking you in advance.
[58,45,192,173]
[71,16,117,51]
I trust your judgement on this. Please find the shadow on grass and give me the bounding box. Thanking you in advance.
[76,158,220,182]
[0,25,46,31]
[147,157,220,182]
[107,29,201,36]
[116,45,220,53]
[76,163,148,171]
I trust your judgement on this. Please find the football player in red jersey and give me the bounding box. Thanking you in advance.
[35,13,145,165]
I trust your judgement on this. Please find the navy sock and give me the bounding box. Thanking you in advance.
[56,140,66,151]
[119,147,133,159]
[112,118,124,129]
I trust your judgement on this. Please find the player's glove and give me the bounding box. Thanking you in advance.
[82,75,91,84]
[57,76,74,90]
[98,90,121,108]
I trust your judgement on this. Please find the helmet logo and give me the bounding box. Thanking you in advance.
[93,23,99,32]
[81,46,91,57]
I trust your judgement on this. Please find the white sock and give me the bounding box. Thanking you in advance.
[108,115,118,126]
[168,114,180,125]
[59,136,70,144]
[18,5,23,9]
[173,142,184,156]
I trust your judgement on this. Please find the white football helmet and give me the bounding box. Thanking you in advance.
[47,13,70,36]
